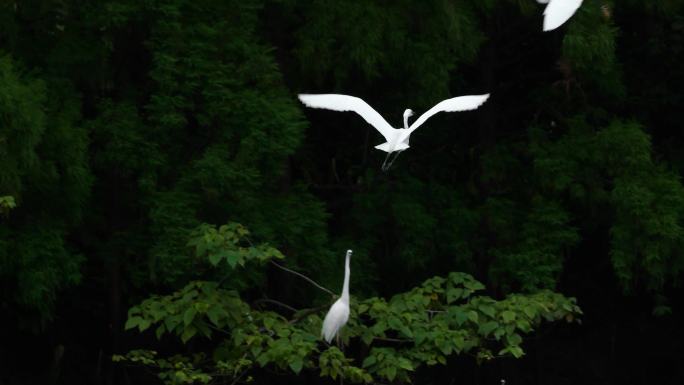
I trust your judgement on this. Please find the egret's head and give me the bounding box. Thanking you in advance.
[402,109,414,129]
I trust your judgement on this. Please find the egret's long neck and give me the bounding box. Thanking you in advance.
[340,252,351,302]
[403,113,410,130]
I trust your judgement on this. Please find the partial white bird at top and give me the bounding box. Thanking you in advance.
[298,93,490,171]
[321,249,352,344]
[537,0,583,31]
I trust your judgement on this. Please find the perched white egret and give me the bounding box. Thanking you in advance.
[321,249,352,344]
[298,93,490,171]
[537,0,583,31]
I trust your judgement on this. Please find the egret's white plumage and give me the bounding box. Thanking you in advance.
[298,94,395,143]
[400,94,491,145]
[537,0,583,31]
[298,93,490,170]
[321,250,352,343]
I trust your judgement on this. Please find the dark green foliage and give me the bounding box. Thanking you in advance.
[117,227,580,384]
[1,0,684,384]
[531,119,684,291]
[0,53,90,327]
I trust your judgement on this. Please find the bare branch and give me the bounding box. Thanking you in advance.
[288,304,332,324]
[253,298,298,313]
[270,260,335,297]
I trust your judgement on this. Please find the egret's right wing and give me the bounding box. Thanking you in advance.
[407,94,490,134]
[542,0,583,31]
[298,94,395,142]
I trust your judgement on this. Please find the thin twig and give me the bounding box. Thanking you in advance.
[372,336,411,343]
[230,369,248,385]
[253,298,298,313]
[206,324,231,336]
[288,304,332,324]
[270,260,335,296]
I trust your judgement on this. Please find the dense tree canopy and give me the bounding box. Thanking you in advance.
[1,0,683,384]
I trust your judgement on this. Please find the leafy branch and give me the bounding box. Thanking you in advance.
[117,222,582,385]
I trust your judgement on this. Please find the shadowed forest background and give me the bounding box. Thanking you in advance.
[1,0,683,384]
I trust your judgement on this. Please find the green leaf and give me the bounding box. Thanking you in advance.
[388,316,403,330]
[289,357,304,374]
[467,310,479,323]
[446,287,464,303]
[452,308,468,326]
[138,318,152,332]
[362,355,376,368]
[523,306,536,319]
[263,316,275,330]
[414,330,427,345]
[453,335,465,351]
[250,344,262,357]
[183,307,197,326]
[156,325,166,340]
[501,310,516,323]
[509,345,524,358]
[207,306,222,326]
[506,333,522,346]
[464,279,485,291]
[479,305,496,318]
[125,316,142,330]
[181,326,197,343]
[400,326,413,338]
[516,319,532,332]
[361,331,374,346]
[479,321,498,336]
[208,251,222,266]
[398,358,413,371]
[386,366,397,381]
[225,250,241,268]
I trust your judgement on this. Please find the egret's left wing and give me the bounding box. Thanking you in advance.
[542,0,583,31]
[407,94,490,134]
[297,94,396,142]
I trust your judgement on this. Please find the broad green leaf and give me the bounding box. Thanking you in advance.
[125,316,142,330]
[523,306,536,319]
[362,355,376,368]
[181,326,197,343]
[138,318,152,332]
[156,325,166,340]
[479,321,498,336]
[289,358,303,374]
[386,366,397,381]
[184,307,197,326]
[207,306,222,326]
[479,305,496,318]
[501,310,516,323]
[467,310,479,323]
[208,252,222,266]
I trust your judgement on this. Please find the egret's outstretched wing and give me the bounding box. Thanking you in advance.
[298,94,395,142]
[541,0,583,31]
[407,94,490,134]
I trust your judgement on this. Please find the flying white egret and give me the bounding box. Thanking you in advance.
[537,0,583,31]
[298,93,490,171]
[321,249,352,344]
